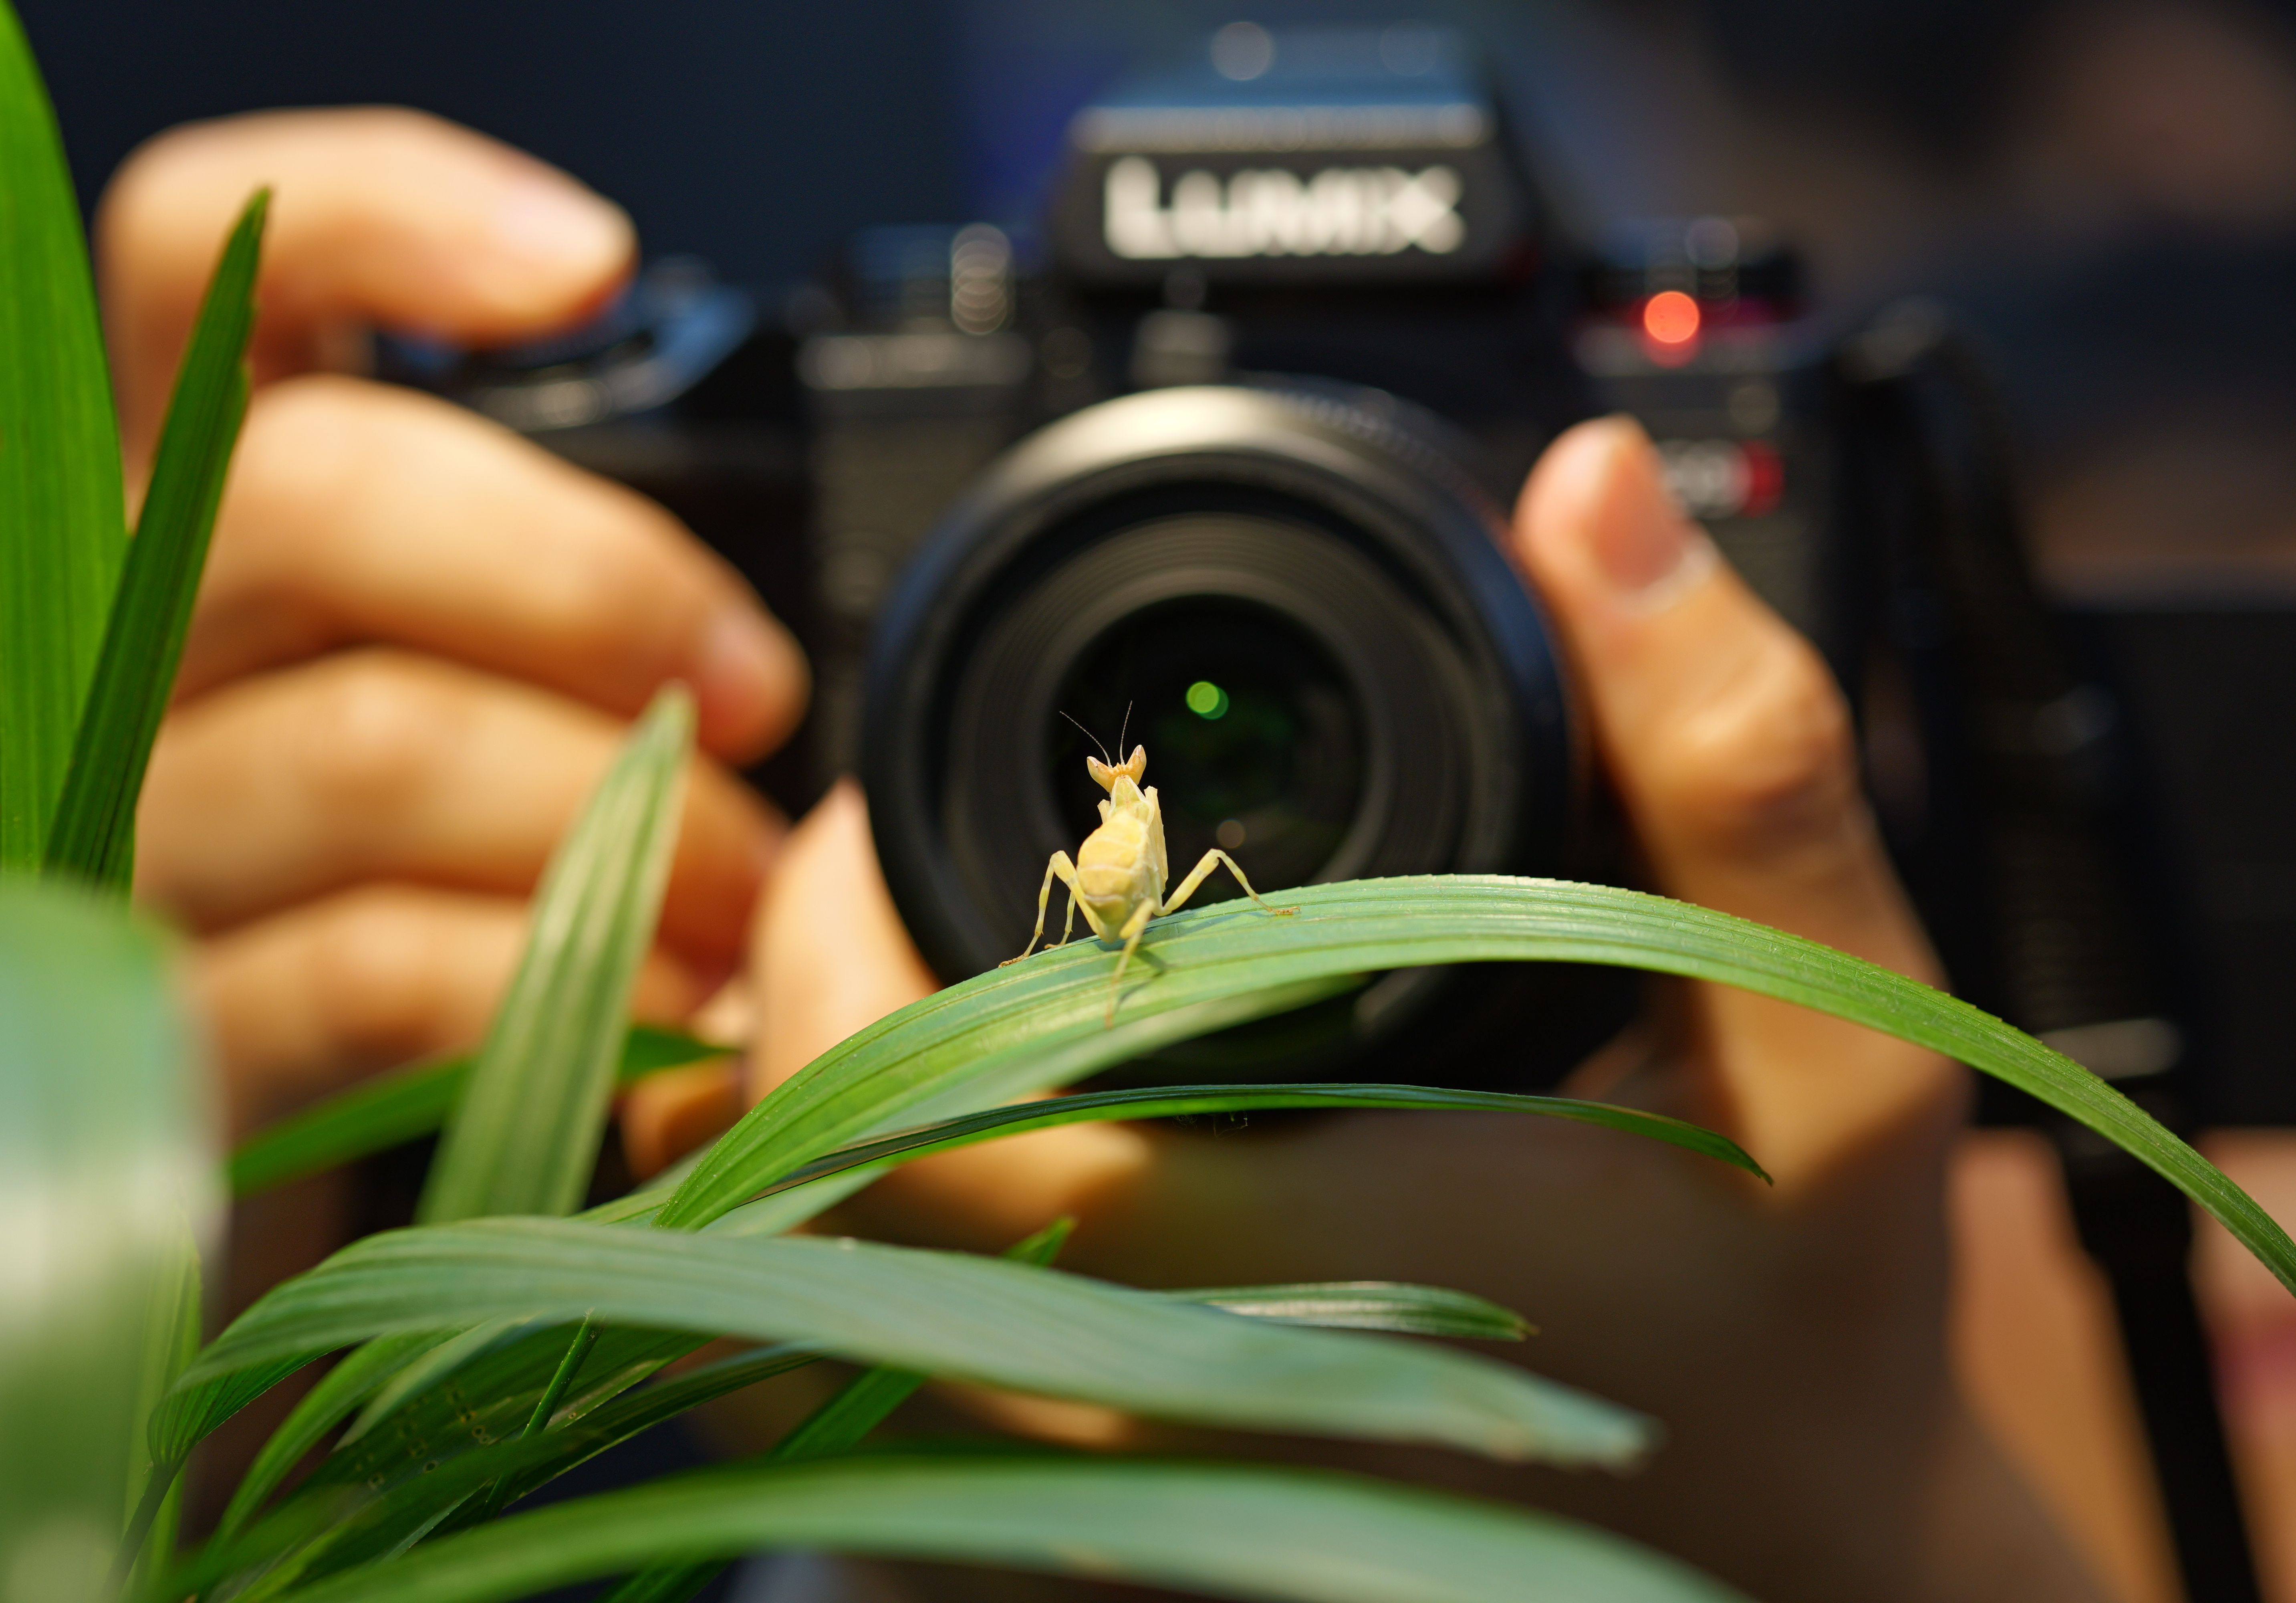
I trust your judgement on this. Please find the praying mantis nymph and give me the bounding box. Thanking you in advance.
[1002,741,1294,1024]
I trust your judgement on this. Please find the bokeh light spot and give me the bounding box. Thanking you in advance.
[1643,290,1701,345]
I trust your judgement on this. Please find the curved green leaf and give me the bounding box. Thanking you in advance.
[657,876,2296,1296]
[174,1218,1650,1469]
[263,1456,1749,1603]
[197,1345,826,1601]
[217,1333,444,1537]
[420,688,693,1223]
[734,1081,1764,1217]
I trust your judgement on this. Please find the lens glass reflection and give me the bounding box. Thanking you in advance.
[1052,598,1362,897]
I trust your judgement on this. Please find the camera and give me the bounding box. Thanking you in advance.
[382,25,1885,1086]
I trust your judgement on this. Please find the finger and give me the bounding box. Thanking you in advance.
[198,883,701,1141]
[183,376,806,761]
[1512,417,1961,1181]
[621,1062,744,1182]
[750,782,1147,1247]
[99,107,634,456]
[137,650,778,979]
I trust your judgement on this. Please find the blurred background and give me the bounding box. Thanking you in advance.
[25,0,2296,600]
[21,4,2296,1601]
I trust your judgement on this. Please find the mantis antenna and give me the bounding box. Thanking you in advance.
[1058,709,1111,766]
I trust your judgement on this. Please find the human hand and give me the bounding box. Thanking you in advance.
[738,418,2106,1603]
[106,110,805,1141]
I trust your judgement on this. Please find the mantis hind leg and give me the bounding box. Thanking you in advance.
[1159,850,1297,920]
[1003,852,1080,965]
[1103,900,1157,1026]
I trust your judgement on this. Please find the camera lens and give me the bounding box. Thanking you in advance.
[1054,596,1363,896]
[865,384,1623,1084]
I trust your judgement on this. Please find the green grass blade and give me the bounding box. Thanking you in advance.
[258,1457,1750,1603]
[0,0,127,872]
[1171,1282,1530,1341]
[655,972,1361,1231]
[0,884,209,1597]
[655,876,2296,1296]
[688,981,1365,1242]
[729,1081,1762,1219]
[419,688,694,1223]
[230,1026,729,1197]
[43,192,266,892]
[216,1333,447,1539]
[172,1217,1652,1469]
[754,1220,1071,1481]
[198,1345,827,1600]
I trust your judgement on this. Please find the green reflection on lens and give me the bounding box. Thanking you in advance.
[1185,680,1230,720]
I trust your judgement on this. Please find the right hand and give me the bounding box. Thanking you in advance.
[738,421,2111,1603]
[105,109,806,1140]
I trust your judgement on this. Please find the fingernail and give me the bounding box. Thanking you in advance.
[1582,418,1701,598]
[490,175,630,273]
[693,604,807,754]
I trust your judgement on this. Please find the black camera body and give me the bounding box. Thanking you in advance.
[387,26,1879,1086]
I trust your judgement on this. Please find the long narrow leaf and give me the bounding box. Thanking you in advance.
[232,1227,1082,1591]
[0,0,126,871]
[690,978,1365,1241]
[216,1333,447,1538]
[196,1346,826,1601]
[730,1080,1763,1219]
[171,1218,1651,1469]
[259,1456,1750,1603]
[754,1218,1072,1472]
[656,876,2296,1295]
[420,688,693,1222]
[230,1025,729,1196]
[43,192,267,892]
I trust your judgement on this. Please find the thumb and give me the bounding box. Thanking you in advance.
[1513,417,1960,1182]
[98,107,634,456]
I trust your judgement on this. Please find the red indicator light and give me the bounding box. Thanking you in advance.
[1643,290,1701,345]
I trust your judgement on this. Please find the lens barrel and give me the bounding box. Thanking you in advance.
[864,383,1612,1083]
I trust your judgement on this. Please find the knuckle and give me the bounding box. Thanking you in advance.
[299,887,511,1060]
[290,652,458,818]
[1647,633,1860,854]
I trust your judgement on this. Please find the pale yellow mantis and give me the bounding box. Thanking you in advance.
[1003,738,1293,1023]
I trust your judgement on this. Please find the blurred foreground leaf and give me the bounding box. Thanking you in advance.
[0,883,209,1599]
[0,0,125,870]
[420,689,693,1223]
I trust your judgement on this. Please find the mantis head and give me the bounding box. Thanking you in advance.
[1086,745,1148,792]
